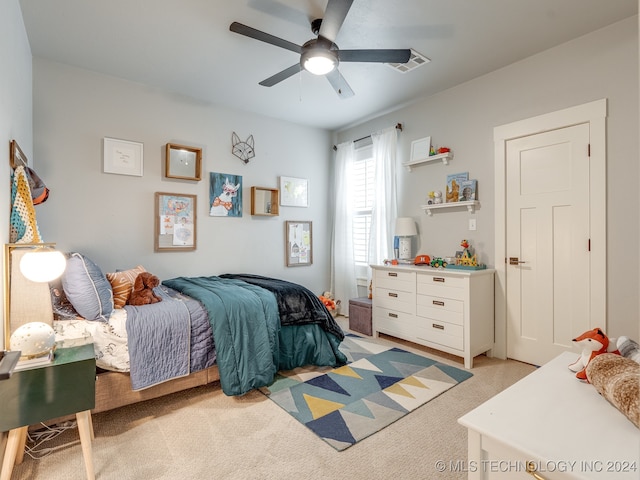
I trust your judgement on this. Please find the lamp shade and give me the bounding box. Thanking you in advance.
[395,217,417,237]
[19,249,66,282]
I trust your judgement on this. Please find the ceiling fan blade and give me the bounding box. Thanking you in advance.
[318,0,354,43]
[259,64,302,87]
[326,69,354,99]
[230,22,302,54]
[339,49,412,63]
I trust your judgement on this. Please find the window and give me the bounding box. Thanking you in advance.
[352,144,374,265]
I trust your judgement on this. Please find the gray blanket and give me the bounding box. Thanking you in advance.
[124,286,215,390]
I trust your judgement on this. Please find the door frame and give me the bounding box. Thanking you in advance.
[493,99,607,360]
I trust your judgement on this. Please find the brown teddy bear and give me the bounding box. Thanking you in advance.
[128,272,162,306]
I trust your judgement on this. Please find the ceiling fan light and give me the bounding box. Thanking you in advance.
[301,50,337,75]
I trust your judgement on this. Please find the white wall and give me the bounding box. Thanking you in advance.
[337,17,639,340]
[33,59,333,294]
[0,0,33,349]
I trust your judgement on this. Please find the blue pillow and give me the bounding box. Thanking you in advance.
[62,253,114,321]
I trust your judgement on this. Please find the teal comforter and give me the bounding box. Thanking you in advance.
[163,276,280,396]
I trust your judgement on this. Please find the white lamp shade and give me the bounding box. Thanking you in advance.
[19,250,67,282]
[10,322,55,357]
[395,217,417,237]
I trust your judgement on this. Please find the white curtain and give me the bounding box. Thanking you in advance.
[330,141,358,306]
[368,126,398,267]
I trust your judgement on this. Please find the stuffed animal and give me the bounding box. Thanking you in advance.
[568,327,619,381]
[128,272,162,306]
[617,336,640,364]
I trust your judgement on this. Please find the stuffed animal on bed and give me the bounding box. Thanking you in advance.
[128,272,162,306]
[568,328,619,381]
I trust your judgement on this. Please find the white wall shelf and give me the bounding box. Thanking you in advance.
[402,151,453,171]
[421,200,479,216]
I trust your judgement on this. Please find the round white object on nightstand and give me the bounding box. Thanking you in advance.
[10,322,56,358]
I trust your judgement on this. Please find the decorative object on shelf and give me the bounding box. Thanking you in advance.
[231,132,255,164]
[155,192,197,251]
[10,322,56,360]
[410,136,431,162]
[430,257,448,268]
[285,221,312,266]
[279,176,308,207]
[459,179,477,201]
[210,173,242,217]
[103,137,143,176]
[165,143,202,181]
[395,217,417,260]
[427,190,443,205]
[446,239,487,270]
[437,147,450,154]
[446,172,468,203]
[414,254,431,265]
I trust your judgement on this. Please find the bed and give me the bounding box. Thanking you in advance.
[49,253,346,414]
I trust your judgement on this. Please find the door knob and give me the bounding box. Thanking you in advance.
[509,257,526,265]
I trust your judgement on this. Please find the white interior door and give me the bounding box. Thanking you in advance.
[505,124,591,366]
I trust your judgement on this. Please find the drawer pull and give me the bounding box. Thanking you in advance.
[388,272,398,277]
[433,277,445,283]
[526,461,546,480]
[388,313,398,318]
[432,323,444,330]
[388,292,398,298]
[432,300,445,306]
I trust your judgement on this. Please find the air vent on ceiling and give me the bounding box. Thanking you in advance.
[386,49,430,73]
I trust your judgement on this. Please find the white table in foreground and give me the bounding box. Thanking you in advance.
[458,352,639,480]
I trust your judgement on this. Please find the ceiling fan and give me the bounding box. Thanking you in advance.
[230,0,411,99]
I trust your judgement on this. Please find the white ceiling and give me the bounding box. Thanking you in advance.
[19,0,637,131]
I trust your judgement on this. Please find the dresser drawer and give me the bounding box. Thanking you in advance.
[374,307,416,337]
[416,294,464,326]
[417,273,466,300]
[416,319,463,350]
[375,288,416,314]
[374,269,416,293]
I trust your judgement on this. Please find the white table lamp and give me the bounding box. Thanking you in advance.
[395,217,417,260]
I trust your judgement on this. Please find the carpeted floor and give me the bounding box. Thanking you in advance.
[5,319,536,479]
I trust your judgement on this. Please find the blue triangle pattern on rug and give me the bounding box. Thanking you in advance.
[263,334,473,451]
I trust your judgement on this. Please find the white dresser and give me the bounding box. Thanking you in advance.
[370,264,495,368]
[458,352,640,479]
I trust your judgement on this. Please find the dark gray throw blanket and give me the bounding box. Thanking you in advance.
[219,273,344,341]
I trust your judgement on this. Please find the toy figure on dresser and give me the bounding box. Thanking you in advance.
[447,240,487,270]
[427,191,443,205]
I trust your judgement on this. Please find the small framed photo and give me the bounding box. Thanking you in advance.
[103,137,144,176]
[155,192,197,252]
[285,221,312,266]
[280,176,308,207]
[410,136,431,162]
[166,143,202,181]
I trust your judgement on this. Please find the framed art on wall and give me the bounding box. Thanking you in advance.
[165,143,202,181]
[155,192,197,252]
[209,172,243,217]
[280,176,308,207]
[285,221,312,266]
[103,137,144,176]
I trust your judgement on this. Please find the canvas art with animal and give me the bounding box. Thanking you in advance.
[210,173,242,217]
[231,132,255,164]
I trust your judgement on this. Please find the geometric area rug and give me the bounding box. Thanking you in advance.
[260,334,473,451]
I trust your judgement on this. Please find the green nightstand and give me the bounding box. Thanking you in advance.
[0,343,96,480]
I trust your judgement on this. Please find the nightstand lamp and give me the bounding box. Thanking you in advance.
[395,217,417,260]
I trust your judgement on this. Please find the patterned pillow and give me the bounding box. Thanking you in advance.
[62,253,114,321]
[106,265,146,308]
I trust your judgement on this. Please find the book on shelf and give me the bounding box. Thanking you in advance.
[446,172,468,203]
[459,179,477,202]
[14,350,54,370]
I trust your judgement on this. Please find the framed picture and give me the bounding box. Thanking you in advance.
[410,136,431,162]
[165,143,202,181]
[280,176,308,207]
[9,140,28,169]
[103,137,144,176]
[154,192,197,252]
[285,221,312,267]
[209,172,243,217]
